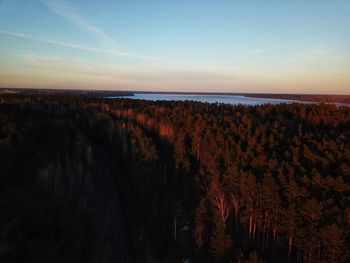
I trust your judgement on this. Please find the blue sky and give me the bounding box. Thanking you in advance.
[0,0,349,94]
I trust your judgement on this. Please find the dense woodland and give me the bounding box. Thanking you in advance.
[0,95,349,263]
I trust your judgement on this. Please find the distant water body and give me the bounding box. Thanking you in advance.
[112,93,308,106]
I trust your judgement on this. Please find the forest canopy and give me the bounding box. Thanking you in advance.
[0,95,349,263]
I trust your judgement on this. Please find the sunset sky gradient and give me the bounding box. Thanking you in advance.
[0,0,349,94]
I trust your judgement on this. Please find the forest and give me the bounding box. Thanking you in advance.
[0,94,349,263]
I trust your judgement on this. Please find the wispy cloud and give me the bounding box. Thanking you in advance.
[0,0,172,63]
[40,0,118,51]
[23,54,62,63]
[0,29,172,62]
[20,53,237,84]
[247,46,277,55]
[287,44,350,66]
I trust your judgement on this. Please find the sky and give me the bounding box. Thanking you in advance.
[0,0,349,94]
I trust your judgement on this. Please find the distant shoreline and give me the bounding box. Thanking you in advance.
[1,87,350,104]
[132,91,350,104]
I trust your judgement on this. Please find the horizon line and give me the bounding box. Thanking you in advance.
[1,86,350,96]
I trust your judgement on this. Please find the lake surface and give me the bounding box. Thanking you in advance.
[113,93,303,106]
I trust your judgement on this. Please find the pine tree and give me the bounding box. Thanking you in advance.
[320,224,345,263]
[194,198,208,248]
[209,214,231,260]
